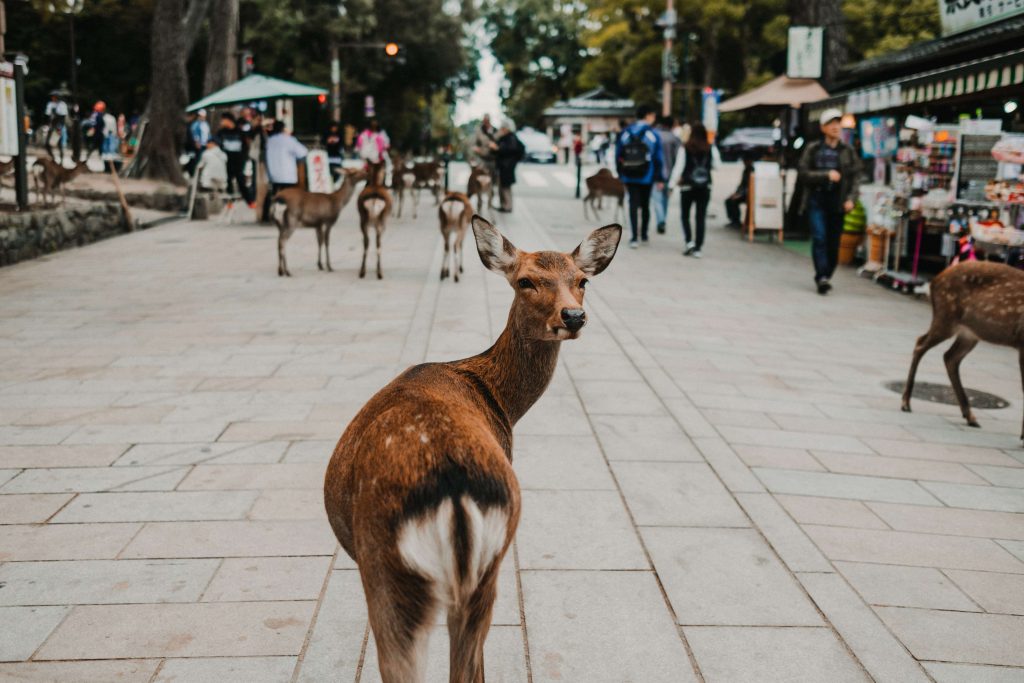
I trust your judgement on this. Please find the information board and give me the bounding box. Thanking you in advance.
[0,62,18,157]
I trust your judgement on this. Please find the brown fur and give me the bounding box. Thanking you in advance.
[438,192,473,282]
[412,160,443,206]
[390,154,418,218]
[272,167,367,277]
[356,183,394,280]
[582,168,624,222]
[323,216,621,682]
[31,159,89,206]
[466,165,494,218]
[902,261,1024,442]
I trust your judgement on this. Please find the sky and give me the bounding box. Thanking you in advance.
[454,37,505,125]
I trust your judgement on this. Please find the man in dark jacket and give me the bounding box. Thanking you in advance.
[495,122,526,212]
[798,108,860,295]
[615,104,664,248]
[216,112,254,206]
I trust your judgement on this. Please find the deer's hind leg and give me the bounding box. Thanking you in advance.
[324,222,334,272]
[447,559,501,683]
[359,224,369,279]
[441,228,451,281]
[277,218,295,277]
[375,222,384,280]
[902,321,955,412]
[944,332,981,427]
[315,225,325,271]
[364,569,438,683]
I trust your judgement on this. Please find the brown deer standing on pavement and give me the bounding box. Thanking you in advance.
[391,154,418,219]
[324,216,621,682]
[356,168,393,279]
[272,167,367,277]
[902,261,1024,443]
[582,168,624,222]
[438,192,472,282]
[466,165,494,219]
[31,159,89,206]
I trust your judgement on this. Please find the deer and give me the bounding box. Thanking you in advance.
[582,167,624,222]
[438,192,472,282]
[324,215,621,682]
[271,167,367,277]
[412,160,443,208]
[466,165,495,219]
[31,159,89,206]
[391,154,418,219]
[356,168,394,279]
[901,260,1024,444]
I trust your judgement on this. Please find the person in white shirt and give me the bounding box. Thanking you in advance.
[44,94,69,162]
[196,140,228,192]
[262,121,309,220]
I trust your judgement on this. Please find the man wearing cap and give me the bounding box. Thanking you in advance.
[798,108,860,295]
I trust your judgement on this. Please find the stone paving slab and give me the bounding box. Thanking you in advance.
[3,163,1024,678]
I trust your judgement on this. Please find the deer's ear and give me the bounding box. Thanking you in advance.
[472,215,519,275]
[572,224,622,276]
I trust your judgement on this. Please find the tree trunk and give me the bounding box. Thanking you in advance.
[127,0,209,185]
[203,0,238,96]
[790,0,848,88]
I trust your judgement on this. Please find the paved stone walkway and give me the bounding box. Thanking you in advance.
[0,163,1022,682]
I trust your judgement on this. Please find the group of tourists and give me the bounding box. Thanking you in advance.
[613,104,860,294]
[41,93,132,164]
[471,114,526,213]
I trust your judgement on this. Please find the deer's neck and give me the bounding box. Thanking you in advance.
[457,322,561,426]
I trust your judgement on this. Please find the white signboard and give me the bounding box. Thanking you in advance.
[939,0,1024,36]
[752,161,784,231]
[0,63,18,157]
[787,27,823,79]
[306,150,332,193]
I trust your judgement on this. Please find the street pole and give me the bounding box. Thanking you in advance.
[69,12,82,162]
[661,0,675,118]
[0,1,5,55]
[330,44,341,122]
[13,55,29,210]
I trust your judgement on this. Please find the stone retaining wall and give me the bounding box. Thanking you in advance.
[0,203,130,267]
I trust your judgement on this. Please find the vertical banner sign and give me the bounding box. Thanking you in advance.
[364,95,375,118]
[939,0,1024,36]
[701,88,721,141]
[0,62,18,156]
[787,27,824,79]
[306,150,332,193]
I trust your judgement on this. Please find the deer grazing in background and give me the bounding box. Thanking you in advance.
[902,261,1024,444]
[466,164,494,219]
[31,159,89,206]
[356,166,393,279]
[391,154,418,219]
[582,167,624,222]
[271,167,367,277]
[324,215,621,682]
[437,192,472,282]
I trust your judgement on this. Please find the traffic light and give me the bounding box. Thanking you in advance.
[384,42,400,57]
[239,50,254,76]
[317,94,327,105]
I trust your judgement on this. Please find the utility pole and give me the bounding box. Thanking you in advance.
[0,0,5,55]
[658,0,676,117]
[330,44,341,122]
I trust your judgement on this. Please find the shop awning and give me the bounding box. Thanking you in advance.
[186,74,327,112]
[807,47,1024,122]
[718,76,829,112]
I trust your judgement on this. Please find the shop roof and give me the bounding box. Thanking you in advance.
[718,76,829,112]
[543,88,635,118]
[186,74,327,112]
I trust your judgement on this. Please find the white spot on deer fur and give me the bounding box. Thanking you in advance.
[397,496,508,607]
[420,433,429,444]
[385,436,393,447]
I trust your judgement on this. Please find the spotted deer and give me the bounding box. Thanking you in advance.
[438,192,472,282]
[902,261,1024,444]
[31,159,89,206]
[272,167,367,277]
[582,167,624,222]
[324,216,621,682]
[466,165,494,218]
[356,170,393,279]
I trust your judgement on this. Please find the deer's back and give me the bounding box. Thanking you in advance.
[932,261,1024,346]
[275,188,341,225]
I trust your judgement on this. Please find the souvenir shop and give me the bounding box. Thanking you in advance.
[806,11,1024,292]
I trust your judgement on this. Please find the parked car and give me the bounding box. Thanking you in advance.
[517,127,558,163]
[718,127,776,162]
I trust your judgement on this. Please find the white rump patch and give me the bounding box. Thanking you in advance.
[365,198,387,219]
[397,496,508,607]
[442,200,464,222]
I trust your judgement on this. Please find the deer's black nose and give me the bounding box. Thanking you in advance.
[561,308,586,332]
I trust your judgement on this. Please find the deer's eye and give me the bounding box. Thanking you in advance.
[517,278,535,290]
[579,279,589,290]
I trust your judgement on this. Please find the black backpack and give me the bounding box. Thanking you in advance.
[618,130,650,178]
[687,153,711,188]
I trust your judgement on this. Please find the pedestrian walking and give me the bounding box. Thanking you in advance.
[322,121,344,182]
[653,116,682,235]
[797,108,861,295]
[101,109,118,159]
[216,112,254,207]
[356,118,390,182]
[83,101,107,161]
[472,114,499,175]
[261,120,309,221]
[670,122,714,258]
[615,104,664,249]
[495,120,525,213]
[44,92,69,163]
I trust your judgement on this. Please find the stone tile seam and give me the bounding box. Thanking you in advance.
[290,546,341,683]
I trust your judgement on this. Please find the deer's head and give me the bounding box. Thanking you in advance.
[472,216,621,341]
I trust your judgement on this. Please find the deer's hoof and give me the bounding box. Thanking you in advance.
[967,417,981,428]
[900,402,911,413]
[318,263,324,271]
[377,273,383,280]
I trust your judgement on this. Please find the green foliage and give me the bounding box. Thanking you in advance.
[843,0,940,60]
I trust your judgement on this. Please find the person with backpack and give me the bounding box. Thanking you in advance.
[615,104,664,249]
[653,115,682,235]
[669,122,714,257]
[216,112,254,207]
[356,119,390,181]
[797,108,861,295]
